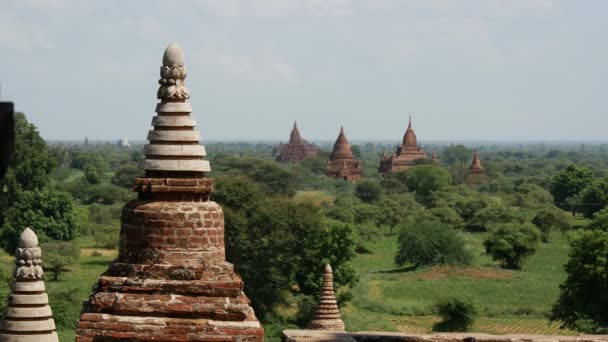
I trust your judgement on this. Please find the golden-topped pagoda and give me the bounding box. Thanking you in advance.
[466,149,486,187]
[379,116,427,173]
[326,127,362,181]
[273,121,320,163]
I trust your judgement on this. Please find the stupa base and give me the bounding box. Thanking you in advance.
[76,313,263,341]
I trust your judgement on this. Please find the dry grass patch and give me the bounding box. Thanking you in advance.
[80,248,117,257]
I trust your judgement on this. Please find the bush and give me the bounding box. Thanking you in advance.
[429,207,464,228]
[433,297,477,332]
[532,208,570,242]
[394,220,472,268]
[484,223,540,269]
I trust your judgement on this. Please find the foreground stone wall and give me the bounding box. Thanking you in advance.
[282,330,608,342]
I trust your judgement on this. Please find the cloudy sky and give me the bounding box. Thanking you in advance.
[1,0,607,141]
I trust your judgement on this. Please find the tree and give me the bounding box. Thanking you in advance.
[375,194,422,234]
[1,188,77,252]
[0,113,56,223]
[300,156,327,175]
[588,208,608,231]
[84,164,102,184]
[41,241,80,281]
[442,144,472,166]
[469,205,523,231]
[111,164,142,188]
[551,230,608,333]
[404,165,451,201]
[550,164,594,212]
[350,145,362,158]
[532,208,570,242]
[395,220,472,268]
[355,181,382,203]
[483,223,540,269]
[429,207,464,228]
[579,178,608,218]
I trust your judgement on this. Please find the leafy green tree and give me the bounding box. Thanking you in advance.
[41,241,80,281]
[550,164,594,212]
[483,223,540,269]
[532,208,570,242]
[508,183,554,208]
[588,208,608,231]
[355,180,382,203]
[551,230,608,333]
[350,145,362,158]
[84,164,102,184]
[430,186,491,222]
[1,188,77,252]
[579,178,608,218]
[469,205,523,231]
[442,145,473,166]
[375,194,422,234]
[379,171,409,195]
[395,220,472,268]
[429,207,464,228]
[404,165,451,200]
[0,113,56,221]
[300,156,328,175]
[111,164,142,188]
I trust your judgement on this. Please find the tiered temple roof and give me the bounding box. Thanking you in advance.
[326,127,362,181]
[0,228,58,342]
[466,149,486,187]
[308,264,345,331]
[379,116,427,173]
[76,43,263,341]
[274,121,320,163]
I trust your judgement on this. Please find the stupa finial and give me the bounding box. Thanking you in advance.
[309,264,345,331]
[158,42,190,101]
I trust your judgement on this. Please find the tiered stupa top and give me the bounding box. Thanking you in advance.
[308,264,345,331]
[0,228,58,342]
[470,149,484,174]
[329,127,354,160]
[403,116,418,148]
[139,42,209,177]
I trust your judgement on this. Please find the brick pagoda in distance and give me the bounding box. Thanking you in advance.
[273,121,319,163]
[378,116,427,173]
[76,43,264,341]
[326,127,362,181]
[466,149,486,187]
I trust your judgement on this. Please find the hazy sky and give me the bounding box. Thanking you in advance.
[1,0,607,141]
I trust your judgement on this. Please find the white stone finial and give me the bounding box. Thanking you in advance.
[158,42,190,101]
[324,264,332,274]
[163,42,185,66]
[18,227,38,248]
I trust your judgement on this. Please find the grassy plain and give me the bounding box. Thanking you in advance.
[343,226,577,335]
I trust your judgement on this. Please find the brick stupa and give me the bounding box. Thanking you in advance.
[326,127,362,181]
[466,149,486,187]
[273,121,319,163]
[379,116,427,173]
[76,43,264,341]
[308,264,345,331]
[0,228,58,342]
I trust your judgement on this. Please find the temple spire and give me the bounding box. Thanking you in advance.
[0,228,59,341]
[470,149,483,170]
[308,264,345,331]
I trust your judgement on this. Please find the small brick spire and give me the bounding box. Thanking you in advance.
[309,264,345,331]
[470,149,484,172]
[0,228,58,341]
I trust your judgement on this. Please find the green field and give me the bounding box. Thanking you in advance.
[342,227,577,335]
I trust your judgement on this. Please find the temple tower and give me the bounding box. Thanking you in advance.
[326,127,362,181]
[273,121,320,163]
[0,228,58,342]
[378,116,427,173]
[466,149,486,187]
[76,43,263,341]
[309,264,345,331]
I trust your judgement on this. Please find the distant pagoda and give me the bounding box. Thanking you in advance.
[326,127,362,181]
[378,116,427,173]
[466,149,486,187]
[0,228,58,342]
[274,121,319,163]
[76,43,263,341]
[308,264,345,331]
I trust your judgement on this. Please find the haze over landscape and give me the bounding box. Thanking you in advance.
[1,0,607,141]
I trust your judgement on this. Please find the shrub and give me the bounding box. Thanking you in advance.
[42,241,80,281]
[433,297,477,332]
[394,220,472,268]
[484,223,540,269]
[532,208,570,242]
[429,207,464,228]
